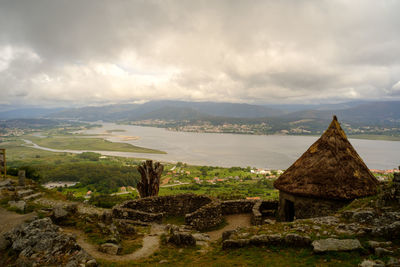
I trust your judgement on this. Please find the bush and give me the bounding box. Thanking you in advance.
[78,152,101,161]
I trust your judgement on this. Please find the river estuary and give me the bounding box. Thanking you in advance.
[69,123,400,170]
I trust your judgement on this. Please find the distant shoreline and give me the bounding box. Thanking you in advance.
[158,126,400,142]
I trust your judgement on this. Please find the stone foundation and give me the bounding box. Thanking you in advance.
[112,194,279,230]
[112,194,217,230]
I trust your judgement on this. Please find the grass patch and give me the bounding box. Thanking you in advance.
[26,135,165,154]
[96,244,365,267]
[163,215,186,225]
[340,196,378,212]
[348,134,400,141]
[120,237,143,255]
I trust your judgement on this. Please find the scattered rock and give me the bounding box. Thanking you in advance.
[23,192,42,201]
[17,189,34,198]
[222,230,236,241]
[168,232,196,246]
[309,216,340,226]
[8,200,26,212]
[367,240,392,248]
[312,238,362,253]
[99,243,121,255]
[159,260,169,264]
[192,233,210,241]
[114,219,136,235]
[51,205,68,222]
[352,210,377,224]
[374,247,393,257]
[359,259,385,267]
[0,179,13,187]
[359,259,379,267]
[86,259,98,267]
[264,219,275,225]
[387,257,400,267]
[372,221,400,239]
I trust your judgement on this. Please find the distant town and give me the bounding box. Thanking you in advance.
[129,119,400,137]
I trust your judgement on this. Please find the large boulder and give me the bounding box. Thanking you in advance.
[168,232,196,246]
[99,243,121,255]
[51,205,69,222]
[312,238,362,253]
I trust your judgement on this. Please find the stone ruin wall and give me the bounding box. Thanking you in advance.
[112,194,279,231]
[122,194,212,216]
[185,200,223,231]
[112,194,212,224]
[221,199,257,214]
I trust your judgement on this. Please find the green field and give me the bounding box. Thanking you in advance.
[25,135,166,154]
[348,134,400,141]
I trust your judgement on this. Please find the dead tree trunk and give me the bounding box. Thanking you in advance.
[137,160,164,198]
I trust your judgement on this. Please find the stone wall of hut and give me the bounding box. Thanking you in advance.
[278,191,350,221]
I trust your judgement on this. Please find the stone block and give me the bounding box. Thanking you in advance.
[312,238,362,253]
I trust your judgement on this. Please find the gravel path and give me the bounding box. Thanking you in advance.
[63,223,165,262]
[206,213,252,241]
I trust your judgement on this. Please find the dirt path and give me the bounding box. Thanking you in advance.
[63,223,165,262]
[0,207,36,235]
[206,213,252,241]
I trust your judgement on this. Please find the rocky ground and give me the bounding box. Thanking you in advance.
[0,215,97,266]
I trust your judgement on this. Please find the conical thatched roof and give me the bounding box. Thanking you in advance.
[274,116,378,200]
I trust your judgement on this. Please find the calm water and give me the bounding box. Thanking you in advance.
[81,123,400,170]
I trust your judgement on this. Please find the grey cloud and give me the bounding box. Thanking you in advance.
[0,0,400,106]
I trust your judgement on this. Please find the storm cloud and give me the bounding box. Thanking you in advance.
[0,0,400,106]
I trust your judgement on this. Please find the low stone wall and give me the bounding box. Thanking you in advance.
[112,194,279,230]
[221,199,257,215]
[251,200,279,225]
[112,194,216,229]
[251,201,263,225]
[112,207,163,223]
[185,200,223,231]
[122,194,212,216]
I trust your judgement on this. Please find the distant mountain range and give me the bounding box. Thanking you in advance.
[0,108,63,120]
[1,100,400,127]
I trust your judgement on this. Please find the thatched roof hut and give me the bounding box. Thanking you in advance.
[274,115,378,201]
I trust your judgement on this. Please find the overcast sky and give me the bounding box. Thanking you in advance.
[0,0,400,107]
